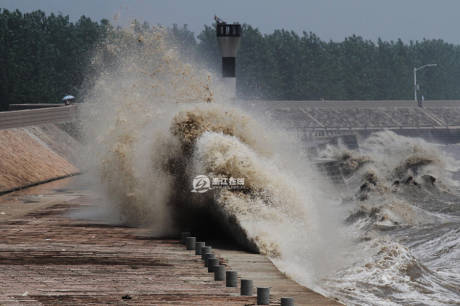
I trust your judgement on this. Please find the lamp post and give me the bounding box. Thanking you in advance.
[414,64,437,101]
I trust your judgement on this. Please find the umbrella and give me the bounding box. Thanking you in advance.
[62,95,75,101]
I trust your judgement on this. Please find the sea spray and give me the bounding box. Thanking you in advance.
[79,25,350,290]
[79,26,216,234]
[79,24,460,305]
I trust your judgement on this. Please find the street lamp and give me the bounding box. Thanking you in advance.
[414,64,437,101]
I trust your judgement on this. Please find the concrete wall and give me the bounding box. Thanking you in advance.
[0,125,79,194]
[244,100,460,144]
[247,100,460,129]
[0,106,77,130]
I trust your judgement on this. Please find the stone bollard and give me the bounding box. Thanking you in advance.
[185,237,196,250]
[180,231,191,244]
[195,242,205,255]
[204,253,216,267]
[207,258,219,272]
[257,287,270,305]
[201,246,212,260]
[281,297,294,306]
[226,271,237,287]
[240,279,253,296]
[214,265,225,281]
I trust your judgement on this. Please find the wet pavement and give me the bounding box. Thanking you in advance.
[0,179,339,305]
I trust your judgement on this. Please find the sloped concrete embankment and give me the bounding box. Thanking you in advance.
[0,124,79,194]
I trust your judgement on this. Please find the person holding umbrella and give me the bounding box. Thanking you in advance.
[62,95,75,105]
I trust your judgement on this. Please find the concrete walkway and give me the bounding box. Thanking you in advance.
[0,179,341,305]
[215,249,341,305]
[0,189,252,304]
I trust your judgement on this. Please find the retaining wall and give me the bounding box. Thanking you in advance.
[0,124,79,194]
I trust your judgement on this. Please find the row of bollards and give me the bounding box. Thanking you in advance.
[180,232,294,305]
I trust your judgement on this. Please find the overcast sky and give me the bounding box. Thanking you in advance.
[2,0,460,44]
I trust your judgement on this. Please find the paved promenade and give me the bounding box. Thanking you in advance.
[0,179,339,305]
[215,249,340,305]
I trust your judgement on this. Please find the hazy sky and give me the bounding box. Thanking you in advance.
[2,0,460,44]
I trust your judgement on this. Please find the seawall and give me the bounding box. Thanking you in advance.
[0,124,79,194]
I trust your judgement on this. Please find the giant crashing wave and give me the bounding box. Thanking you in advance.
[80,26,353,303]
[169,104,312,256]
[80,26,334,259]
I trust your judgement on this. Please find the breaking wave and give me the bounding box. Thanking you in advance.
[79,26,349,289]
[318,131,460,305]
[79,26,460,305]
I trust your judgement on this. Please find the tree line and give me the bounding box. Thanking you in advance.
[0,9,109,110]
[1,9,460,110]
